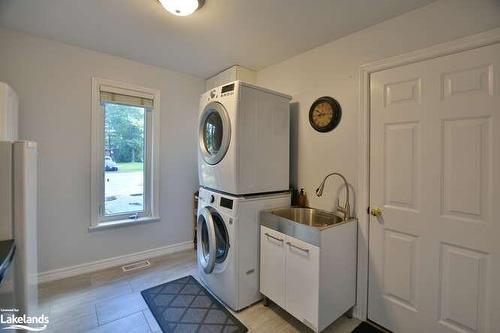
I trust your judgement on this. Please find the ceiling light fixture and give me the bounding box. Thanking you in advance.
[158,0,205,16]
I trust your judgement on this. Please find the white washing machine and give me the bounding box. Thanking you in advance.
[198,81,291,195]
[196,187,290,311]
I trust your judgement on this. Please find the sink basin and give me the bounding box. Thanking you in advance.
[269,207,344,228]
[260,207,355,246]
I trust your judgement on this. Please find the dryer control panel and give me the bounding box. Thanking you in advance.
[220,83,235,97]
[202,82,237,104]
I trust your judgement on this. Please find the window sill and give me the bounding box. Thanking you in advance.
[88,217,160,232]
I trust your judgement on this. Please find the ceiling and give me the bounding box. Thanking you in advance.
[0,0,435,78]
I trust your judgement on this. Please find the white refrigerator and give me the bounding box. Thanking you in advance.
[0,82,38,317]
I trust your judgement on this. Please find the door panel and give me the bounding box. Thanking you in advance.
[369,43,500,333]
[260,226,286,307]
[382,230,418,311]
[384,122,420,210]
[439,243,488,333]
[442,117,490,222]
[284,236,319,329]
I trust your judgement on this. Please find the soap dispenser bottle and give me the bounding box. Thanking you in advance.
[297,188,308,208]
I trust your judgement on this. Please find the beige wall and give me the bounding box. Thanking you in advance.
[0,28,205,273]
[256,0,500,213]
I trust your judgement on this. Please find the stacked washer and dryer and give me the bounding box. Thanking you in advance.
[196,81,291,311]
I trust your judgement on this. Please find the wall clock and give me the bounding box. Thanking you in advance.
[308,96,342,133]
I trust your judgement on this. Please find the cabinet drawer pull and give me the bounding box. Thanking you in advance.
[265,233,283,242]
[286,241,309,253]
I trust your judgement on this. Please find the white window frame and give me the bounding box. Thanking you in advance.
[90,77,160,231]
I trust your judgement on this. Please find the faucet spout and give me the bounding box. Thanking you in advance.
[315,172,351,220]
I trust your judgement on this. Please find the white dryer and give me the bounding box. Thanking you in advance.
[196,187,290,311]
[198,81,291,195]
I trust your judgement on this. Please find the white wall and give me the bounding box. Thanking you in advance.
[0,28,205,273]
[256,0,500,213]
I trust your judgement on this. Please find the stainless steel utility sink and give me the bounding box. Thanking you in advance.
[269,207,344,229]
[260,207,355,246]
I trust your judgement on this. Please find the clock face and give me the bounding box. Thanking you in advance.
[308,97,342,132]
[312,102,334,128]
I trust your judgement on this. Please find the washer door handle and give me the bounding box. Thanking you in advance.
[199,207,217,274]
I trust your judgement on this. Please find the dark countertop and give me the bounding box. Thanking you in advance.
[0,240,15,284]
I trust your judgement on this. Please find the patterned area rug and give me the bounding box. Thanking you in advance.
[141,275,248,333]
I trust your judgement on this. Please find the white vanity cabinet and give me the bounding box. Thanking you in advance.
[260,217,356,332]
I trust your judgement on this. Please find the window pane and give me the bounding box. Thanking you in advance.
[103,103,145,216]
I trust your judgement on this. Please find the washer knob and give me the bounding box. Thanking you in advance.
[210,90,216,98]
[209,195,215,203]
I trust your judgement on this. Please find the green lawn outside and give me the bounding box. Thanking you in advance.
[117,162,144,173]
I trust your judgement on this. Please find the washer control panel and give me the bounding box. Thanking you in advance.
[220,197,233,209]
[199,191,215,204]
[199,189,234,211]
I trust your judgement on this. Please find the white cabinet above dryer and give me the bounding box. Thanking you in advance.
[206,65,256,90]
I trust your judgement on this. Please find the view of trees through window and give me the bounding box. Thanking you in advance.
[105,104,145,163]
[103,103,145,216]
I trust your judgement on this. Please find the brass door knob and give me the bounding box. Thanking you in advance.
[370,207,383,217]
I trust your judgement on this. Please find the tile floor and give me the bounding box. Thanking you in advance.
[38,249,359,332]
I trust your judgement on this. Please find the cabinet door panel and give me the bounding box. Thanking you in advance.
[285,236,320,329]
[260,226,286,307]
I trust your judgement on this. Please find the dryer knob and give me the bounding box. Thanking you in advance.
[210,90,216,98]
[209,195,215,204]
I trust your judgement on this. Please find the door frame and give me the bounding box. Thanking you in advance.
[354,27,500,320]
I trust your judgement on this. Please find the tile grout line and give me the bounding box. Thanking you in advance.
[141,310,154,333]
[95,302,102,326]
[97,309,145,328]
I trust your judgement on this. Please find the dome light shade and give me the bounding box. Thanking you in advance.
[158,0,204,16]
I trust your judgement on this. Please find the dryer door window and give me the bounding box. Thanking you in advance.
[199,102,231,165]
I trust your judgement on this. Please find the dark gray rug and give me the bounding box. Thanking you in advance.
[351,321,387,333]
[141,275,248,333]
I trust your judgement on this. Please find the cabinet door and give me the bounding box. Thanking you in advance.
[285,236,320,329]
[260,226,286,307]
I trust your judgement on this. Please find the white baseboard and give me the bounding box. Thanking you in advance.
[38,241,194,284]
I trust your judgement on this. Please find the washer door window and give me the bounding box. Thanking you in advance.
[199,102,231,165]
[198,207,230,274]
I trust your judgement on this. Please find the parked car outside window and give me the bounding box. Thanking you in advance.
[105,156,118,171]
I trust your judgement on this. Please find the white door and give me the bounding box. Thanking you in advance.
[369,43,500,333]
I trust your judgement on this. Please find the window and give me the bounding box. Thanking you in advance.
[91,78,160,230]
